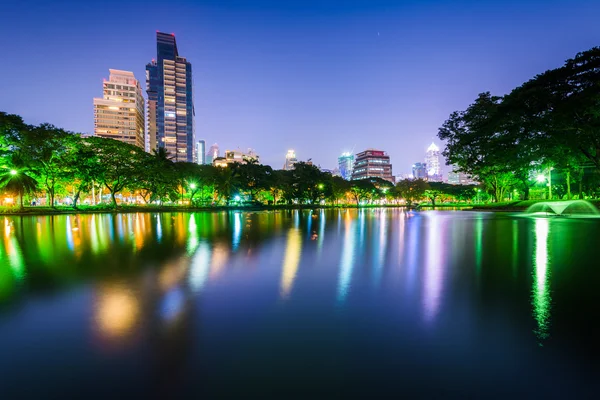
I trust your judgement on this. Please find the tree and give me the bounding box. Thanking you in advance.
[87,137,148,207]
[396,179,429,206]
[0,169,37,209]
[22,124,74,207]
[438,92,526,202]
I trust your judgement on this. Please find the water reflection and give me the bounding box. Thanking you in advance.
[95,283,139,339]
[337,213,356,303]
[280,228,302,299]
[532,218,551,342]
[423,214,444,322]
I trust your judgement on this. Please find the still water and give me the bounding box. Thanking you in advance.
[0,209,599,398]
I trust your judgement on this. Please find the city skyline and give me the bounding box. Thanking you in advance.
[1,0,599,171]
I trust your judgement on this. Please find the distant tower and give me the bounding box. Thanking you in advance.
[425,143,442,182]
[412,162,428,180]
[206,143,219,164]
[337,152,354,180]
[93,69,145,149]
[284,149,298,170]
[196,140,206,165]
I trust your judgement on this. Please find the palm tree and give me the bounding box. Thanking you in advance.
[0,169,38,209]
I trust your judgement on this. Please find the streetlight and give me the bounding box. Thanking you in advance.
[536,174,546,183]
[9,170,17,176]
[318,183,324,190]
[189,183,197,190]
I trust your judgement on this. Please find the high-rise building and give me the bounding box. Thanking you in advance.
[284,150,298,170]
[93,69,145,149]
[206,143,219,164]
[425,142,442,182]
[448,166,478,185]
[412,162,428,180]
[351,149,393,183]
[146,32,194,162]
[338,152,354,180]
[196,140,206,165]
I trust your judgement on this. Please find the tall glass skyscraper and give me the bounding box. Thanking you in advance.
[338,152,354,180]
[425,142,442,182]
[146,32,194,162]
[196,140,206,165]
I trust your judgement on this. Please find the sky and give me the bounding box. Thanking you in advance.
[1,0,599,173]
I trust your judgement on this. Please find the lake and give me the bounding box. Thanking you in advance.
[0,209,599,398]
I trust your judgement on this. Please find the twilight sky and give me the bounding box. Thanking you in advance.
[0,0,598,172]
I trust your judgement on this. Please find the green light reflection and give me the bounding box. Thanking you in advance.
[532,218,551,342]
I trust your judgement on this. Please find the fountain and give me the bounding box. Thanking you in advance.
[525,200,600,217]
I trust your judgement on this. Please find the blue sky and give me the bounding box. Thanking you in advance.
[0,0,598,172]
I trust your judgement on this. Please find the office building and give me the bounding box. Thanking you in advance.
[206,143,219,164]
[351,149,394,183]
[93,69,145,148]
[284,150,298,170]
[213,149,260,167]
[425,142,442,182]
[146,32,194,162]
[448,166,478,185]
[196,140,206,165]
[412,162,428,180]
[338,152,354,180]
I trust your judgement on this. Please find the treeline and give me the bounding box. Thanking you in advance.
[1,112,478,209]
[438,47,600,202]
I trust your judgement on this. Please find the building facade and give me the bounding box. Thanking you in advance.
[213,149,260,167]
[351,149,393,183]
[206,143,219,164]
[146,32,194,162]
[338,152,354,180]
[447,166,478,185]
[196,140,206,165]
[412,162,428,180]
[425,142,442,182]
[93,69,145,148]
[284,149,298,170]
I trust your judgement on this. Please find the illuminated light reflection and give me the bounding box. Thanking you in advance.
[337,216,356,303]
[532,218,551,342]
[160,287,185,322]
[159,258,188,291]
[189,242,211,291]
[475,216,483,276]
[187,214,199,254]
[373,209,387,286]
[423,214,444,322]
[209,243,229,279]
[156,215,163,242]
[280,229,302,299]
[512,220,518,278]
[95,284,139,339]
[232,212,242,251]
[66,216,74,251]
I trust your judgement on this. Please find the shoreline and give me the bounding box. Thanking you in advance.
[0,203,478,216]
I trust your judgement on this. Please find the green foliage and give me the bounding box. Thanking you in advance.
[438,47,600,202]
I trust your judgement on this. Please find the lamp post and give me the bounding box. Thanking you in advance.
[9,169,17,176]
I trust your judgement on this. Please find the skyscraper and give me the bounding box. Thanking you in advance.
[93,69,145,149]
[196,140,206,165]
[338,152,354,180]
[425,142,442,182]
[351,149,394,183]
[146,32,194,162]
[412,162,428,180]
[284,150,298,170]
[205,143,219,164]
